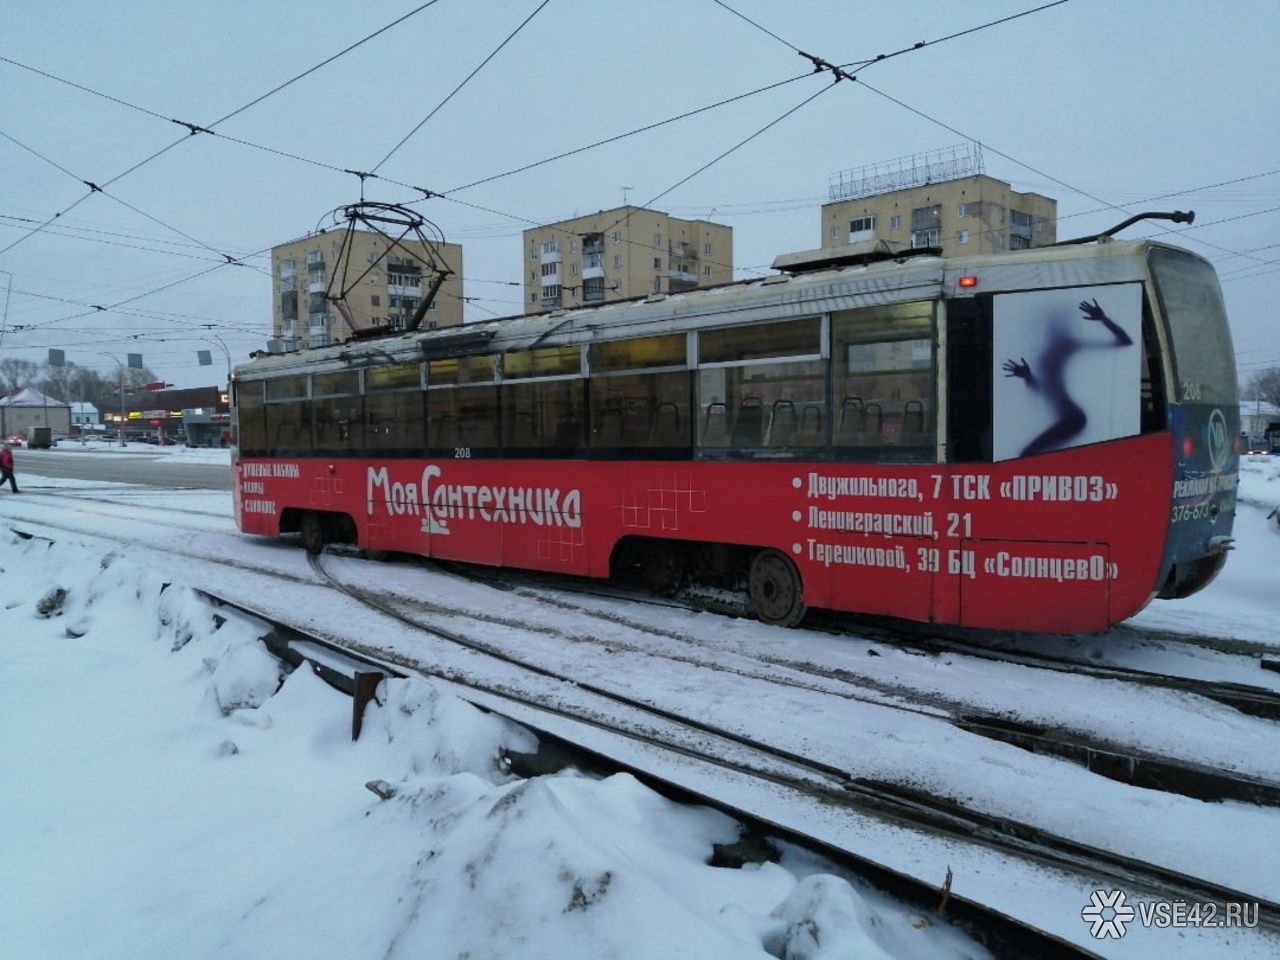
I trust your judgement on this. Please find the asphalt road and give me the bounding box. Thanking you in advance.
[11,448,232,490]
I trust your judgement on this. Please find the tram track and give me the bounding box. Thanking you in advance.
[10,491,1280,805]
[10,512,1280,926]
[861,625,1280,722]
[17,487,230,522]
[297,550,1280,933]
[408,560,1280,807]
[452,558,1280,722]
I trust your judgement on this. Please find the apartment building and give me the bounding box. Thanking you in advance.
[270,229,463,350]
[822,148,1056,258]
[522,207,732,314]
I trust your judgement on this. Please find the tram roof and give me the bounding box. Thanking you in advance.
[234,237,1188,381]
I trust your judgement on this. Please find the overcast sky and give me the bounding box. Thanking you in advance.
[1,0,1276,390]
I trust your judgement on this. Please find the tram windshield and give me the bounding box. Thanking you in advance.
[1149,247,1236,405]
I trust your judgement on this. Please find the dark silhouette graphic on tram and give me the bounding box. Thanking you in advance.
[1002,298,1133,457]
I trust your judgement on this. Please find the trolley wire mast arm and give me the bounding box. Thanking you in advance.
[1055,210,1195,246]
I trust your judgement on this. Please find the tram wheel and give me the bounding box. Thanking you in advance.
[748,549,806,627]
[300,512,327,555]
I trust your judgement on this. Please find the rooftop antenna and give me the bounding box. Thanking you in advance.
[621,185,633,208]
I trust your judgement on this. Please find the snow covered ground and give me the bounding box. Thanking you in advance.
[0,475,985,958]
[1,454,1278,958]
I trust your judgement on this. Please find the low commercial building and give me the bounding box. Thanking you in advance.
[0,388,72,437]
[100,385,229,444]
[70,401,99,433]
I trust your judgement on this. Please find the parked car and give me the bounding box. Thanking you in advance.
[6,435,25,447]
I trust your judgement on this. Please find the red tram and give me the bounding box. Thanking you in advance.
[232,234,1239,632]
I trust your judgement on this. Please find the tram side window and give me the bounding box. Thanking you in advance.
[588,334,690,456]
[427,355,499,455]
[831,301,935,461]
[365,363,425,455]
[265,375,312,456]
[234,380,266,455]
[312,371,362,454]
[501,345,584,455]
[697,317,825,457]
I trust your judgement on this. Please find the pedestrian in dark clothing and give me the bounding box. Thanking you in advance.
[0,443,19,493]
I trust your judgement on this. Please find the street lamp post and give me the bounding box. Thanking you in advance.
[98,352,127,447]
[196,334,232,387]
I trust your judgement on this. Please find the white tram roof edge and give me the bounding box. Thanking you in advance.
[234,238,1192,382]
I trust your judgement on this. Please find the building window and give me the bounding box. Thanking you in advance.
[911,229,940,248]
[1009,235,1031,250]
[849,215,875,234]
[957,203,967,218]
[541,262,559,278]
[613,254,622,269]
[371,295,381,306]
[890,215,901,230]
[531,249,538,262]
[703,242,712,256]
[541,240,559,256]
[541,284,561,307]
[570,240,577,253]
[653,277,662,293]
[571,263,579,276]
[957,230,969,245]
[1034,217,1046,234]
[653,257,661,269]
[703,265,712,278]
[612,231,622,244]
[584,277,605,302]
[653,233,662,247]
[831,227,841,239]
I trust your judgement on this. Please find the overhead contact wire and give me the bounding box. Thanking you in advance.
[371,0,552,175]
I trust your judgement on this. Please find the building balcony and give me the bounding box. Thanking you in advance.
[668,269,696,284]
[387,282,420,296]
[541,296,562,310]
[308,279,326,294]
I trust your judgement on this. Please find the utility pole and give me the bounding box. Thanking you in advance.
[97,352,141,447]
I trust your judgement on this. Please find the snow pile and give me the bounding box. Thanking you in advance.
[0,531,984,960]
